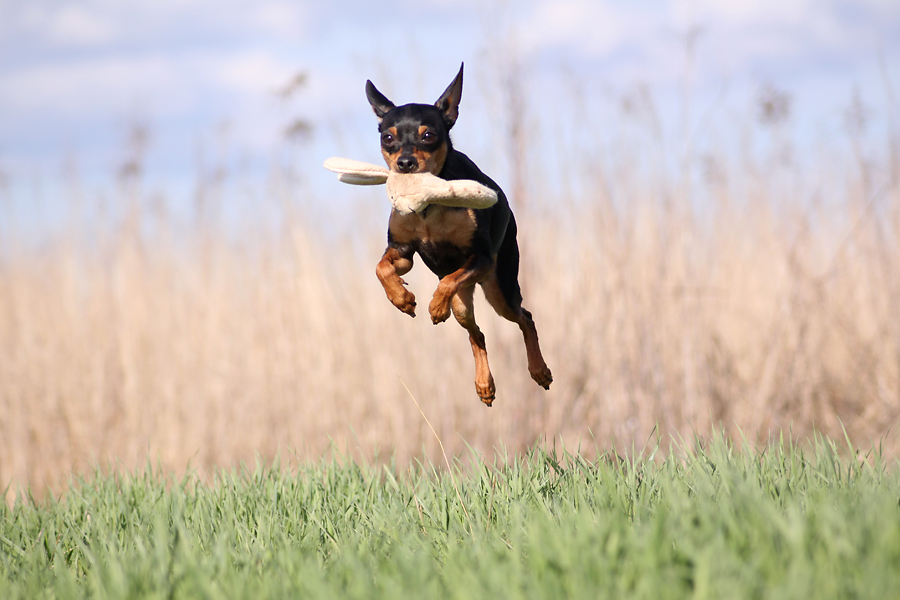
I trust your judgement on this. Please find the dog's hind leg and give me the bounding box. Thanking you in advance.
[481,272,553,391]
[451,284,496,405]
[429,253,493,324]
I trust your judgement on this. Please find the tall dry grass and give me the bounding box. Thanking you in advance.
[1,83,899,500]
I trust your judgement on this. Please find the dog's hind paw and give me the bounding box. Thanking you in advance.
[475,371,496,406]
[531,365,553,390]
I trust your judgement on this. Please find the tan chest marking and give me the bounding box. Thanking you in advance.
[389,206,477,248]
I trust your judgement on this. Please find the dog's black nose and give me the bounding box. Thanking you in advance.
[396,155,418,173]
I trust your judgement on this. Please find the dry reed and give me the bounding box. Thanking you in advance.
[1,85,899,501]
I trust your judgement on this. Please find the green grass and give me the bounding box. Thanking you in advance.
[2,433,899,599]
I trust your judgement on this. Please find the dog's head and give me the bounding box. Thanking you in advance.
[365,63,463,175]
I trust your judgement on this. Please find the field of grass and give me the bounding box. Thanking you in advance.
[2,435,898,599]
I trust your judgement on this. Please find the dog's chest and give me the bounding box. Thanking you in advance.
[389,205,477,249]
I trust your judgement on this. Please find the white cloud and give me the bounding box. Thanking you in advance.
[508,0,898,88]
[251,2,308,38]
[0,55,182,117]
[46,5,117,46]
[5,0,310,52]
[517,1,636,56]
[0,0,896,180]
[211,51,298,94]
[0,47,318,123]
[683,0,815,27]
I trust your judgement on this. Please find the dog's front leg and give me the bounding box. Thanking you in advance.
[429,254,493,324]
[376,247,416,317]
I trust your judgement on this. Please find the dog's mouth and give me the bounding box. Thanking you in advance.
[384,145,447,176]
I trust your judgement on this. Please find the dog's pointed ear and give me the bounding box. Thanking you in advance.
[435,63,463,129]
[366,80,396,121]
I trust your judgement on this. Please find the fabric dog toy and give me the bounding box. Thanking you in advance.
[323,157,498,215]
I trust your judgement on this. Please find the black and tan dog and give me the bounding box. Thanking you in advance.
[366,63,552,406]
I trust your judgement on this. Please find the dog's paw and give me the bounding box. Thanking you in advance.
[531,365,553,390]
[476,374,496,406]
[390,289,417,317]
[428,295,452,324]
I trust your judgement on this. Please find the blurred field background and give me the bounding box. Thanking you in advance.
[1,2,900,500]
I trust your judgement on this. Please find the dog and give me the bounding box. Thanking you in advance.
[366,63,552,406]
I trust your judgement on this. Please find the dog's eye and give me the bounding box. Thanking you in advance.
[382,133,394,144]
[422,131,436,143]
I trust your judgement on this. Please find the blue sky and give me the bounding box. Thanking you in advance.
[0,0,898,200]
